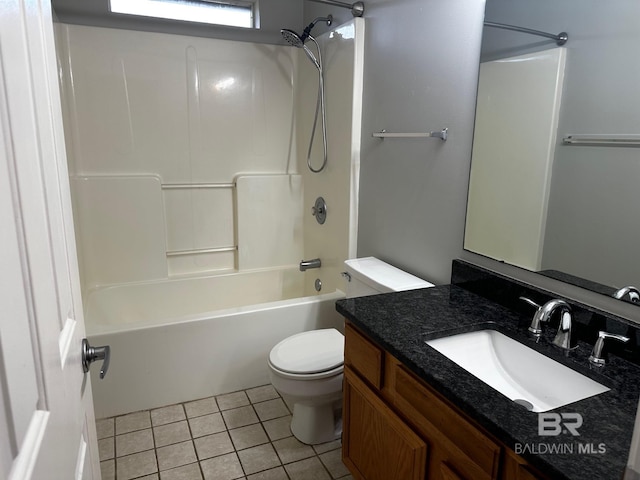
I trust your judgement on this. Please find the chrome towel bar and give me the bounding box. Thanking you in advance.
[372,128,448,141]
[162,183,235,189]
[166,246,237,257]
[562,135,640,147]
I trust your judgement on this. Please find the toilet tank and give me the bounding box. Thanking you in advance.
[343,257,435,298]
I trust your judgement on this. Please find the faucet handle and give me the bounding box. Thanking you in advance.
[519,296,547,337]
[519,296,541,309]
[589,331,630,367]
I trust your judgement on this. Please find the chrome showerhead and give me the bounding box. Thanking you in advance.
[281,28,304,48]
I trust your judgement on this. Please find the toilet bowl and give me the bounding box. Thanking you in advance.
[268,328,344,445]
[268,257,434,444]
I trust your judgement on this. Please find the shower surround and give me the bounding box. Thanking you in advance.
[55,19,363,417]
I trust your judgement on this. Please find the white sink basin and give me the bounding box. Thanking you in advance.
[426,330,609,412]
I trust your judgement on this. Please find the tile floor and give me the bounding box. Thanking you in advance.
[96,385,353,480]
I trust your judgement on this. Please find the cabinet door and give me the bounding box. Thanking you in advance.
[393,364,500,480]
[343,367,427,480]
[440,462,465,480]
[501,448,547,480]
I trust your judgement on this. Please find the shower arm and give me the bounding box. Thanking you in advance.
[307,0,364,17]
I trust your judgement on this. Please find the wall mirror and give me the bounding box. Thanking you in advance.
[464,0,640,305]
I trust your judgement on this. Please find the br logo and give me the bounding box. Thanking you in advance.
[538,413,583,436]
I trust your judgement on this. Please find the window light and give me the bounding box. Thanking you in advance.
[110,0,256,29]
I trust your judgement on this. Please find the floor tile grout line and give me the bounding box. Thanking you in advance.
[99,385,347,480]
[151,415,158,477]
[182,402,214,480]
[104,437,343,478]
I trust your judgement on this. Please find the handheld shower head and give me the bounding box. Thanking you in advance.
[280,29,320,68]
[281,29,304,48]
[280,16,332,174]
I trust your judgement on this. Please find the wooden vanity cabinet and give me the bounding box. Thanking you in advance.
[343,322,546,480]
[343,367,427,480]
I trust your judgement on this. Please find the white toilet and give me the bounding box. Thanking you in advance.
[268,256,434,444]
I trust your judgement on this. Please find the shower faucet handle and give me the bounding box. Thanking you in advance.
[311,197,327,225]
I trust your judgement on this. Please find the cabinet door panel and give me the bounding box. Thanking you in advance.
[343,367,427,480]
[394,365,500,476]
[441,462,465,480]
[345,323,384,389]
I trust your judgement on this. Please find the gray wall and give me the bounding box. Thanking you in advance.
[52,0,303,44]
[308,0,485,286]
[305,0,640,324]
[539,1,640,290]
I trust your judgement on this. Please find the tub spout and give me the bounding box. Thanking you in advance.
[300,258,321,271]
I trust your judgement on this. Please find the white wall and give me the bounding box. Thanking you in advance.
[57,19,361,298]
[57,24,301,289]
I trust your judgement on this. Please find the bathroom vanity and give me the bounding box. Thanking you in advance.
[342,321,541,480]
[336,262,640,480]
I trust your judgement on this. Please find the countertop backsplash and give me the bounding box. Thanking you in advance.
[452,259,640,366]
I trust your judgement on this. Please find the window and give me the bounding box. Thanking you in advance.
[109,0,256,29]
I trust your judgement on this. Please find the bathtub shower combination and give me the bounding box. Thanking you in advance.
[56,18,364,418]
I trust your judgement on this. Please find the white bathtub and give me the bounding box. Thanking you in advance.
[86,268,345,418]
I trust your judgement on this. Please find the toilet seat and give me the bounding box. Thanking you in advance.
[268,361,343,381]
[269,329,344,376]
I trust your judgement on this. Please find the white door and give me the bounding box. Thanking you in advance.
[0,1,101,479]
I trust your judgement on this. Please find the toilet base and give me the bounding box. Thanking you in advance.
[290,401,342,445]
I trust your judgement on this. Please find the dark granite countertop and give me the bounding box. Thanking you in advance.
[336,285,640,480]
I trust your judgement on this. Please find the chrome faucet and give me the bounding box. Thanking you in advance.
[588,331,630,367]
[520,297,574,350]
[613,286,640,303]
[299,258,321,271]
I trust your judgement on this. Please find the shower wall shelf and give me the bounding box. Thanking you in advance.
[562,135,640,147]
[373,128,448,141]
